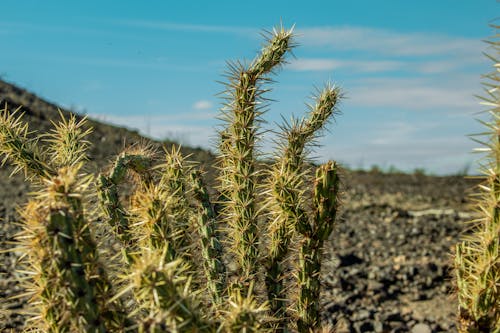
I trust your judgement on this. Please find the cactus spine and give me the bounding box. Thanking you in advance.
[127,248,213,332]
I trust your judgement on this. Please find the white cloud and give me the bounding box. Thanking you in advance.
[289,58,404,72]
[89,113,216,148]
[289,57,485,74]
[193,100,213,110]
[112,19,257,36]
[320,134,477,175]
[287,26,487,77]
[0,21,122,37]
[348,77,478,112]
[298,26,483,57]
[368,121,423,145]
[54,55,205,72]
[90,111,215,124]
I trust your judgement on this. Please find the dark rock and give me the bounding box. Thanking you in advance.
[339,253,364,267]
[354,321,374,333]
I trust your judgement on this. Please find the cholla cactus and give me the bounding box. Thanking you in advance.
[125,248,212,332]
[265,85,341,330]
[6,114,130,331]
[297,161,340,332]
[454,26,500,332]
[225,285,270,333]
[190,169,227,305]
[97,143,155,249]
[216,25,295,294]
[0,24,343,332]
[0,106,53,179]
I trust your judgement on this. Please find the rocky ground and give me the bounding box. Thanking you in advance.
[0,79,481,332]
[318,171,477,333]
[1,168,478,332]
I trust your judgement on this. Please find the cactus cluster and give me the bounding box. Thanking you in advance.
[0,25,343,332]
[454,26,500,332]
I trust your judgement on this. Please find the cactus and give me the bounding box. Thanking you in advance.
[0,106,54,180]
[98,144,155,248]
[10,123,130,331]
[216,25,295,295]
[265,85,341,330]
[454,26,500,332]
[297,161,340,332]
[189,169,227,305]
[125,248,213,332]
[1,24,343,332]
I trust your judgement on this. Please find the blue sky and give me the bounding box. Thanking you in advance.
[0,1,498,174]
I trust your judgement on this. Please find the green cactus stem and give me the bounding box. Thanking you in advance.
[265,85,341,328]
[296,161,340,332]
[217,25,294,294]
[190,169,227,305]
[44,111,93,169]
[18,166,130,332]
[157,146,194,260]
[130,184,179,262]
[97,146,155,248]
[225,286,270,333]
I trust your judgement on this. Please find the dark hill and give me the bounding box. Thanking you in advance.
[0,79,215,163]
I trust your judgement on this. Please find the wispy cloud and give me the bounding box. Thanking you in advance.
[81,80,105,92]
[289,57,484,74]
[289,58,404,72]
[193,100,213,110]
[368,121,424,145]
[91,111,215,124]
[348,77,478,112]
[89,113,216,147]
[320,134,476,174]
[298,26,483,57]
[112,19,257,36]
[53,55,208,72]
[0,21,122,37]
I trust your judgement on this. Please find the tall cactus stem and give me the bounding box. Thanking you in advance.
[217,25,294,294]
[190,170,227,305]
[265,85,341,328]
[297,161,340,332]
